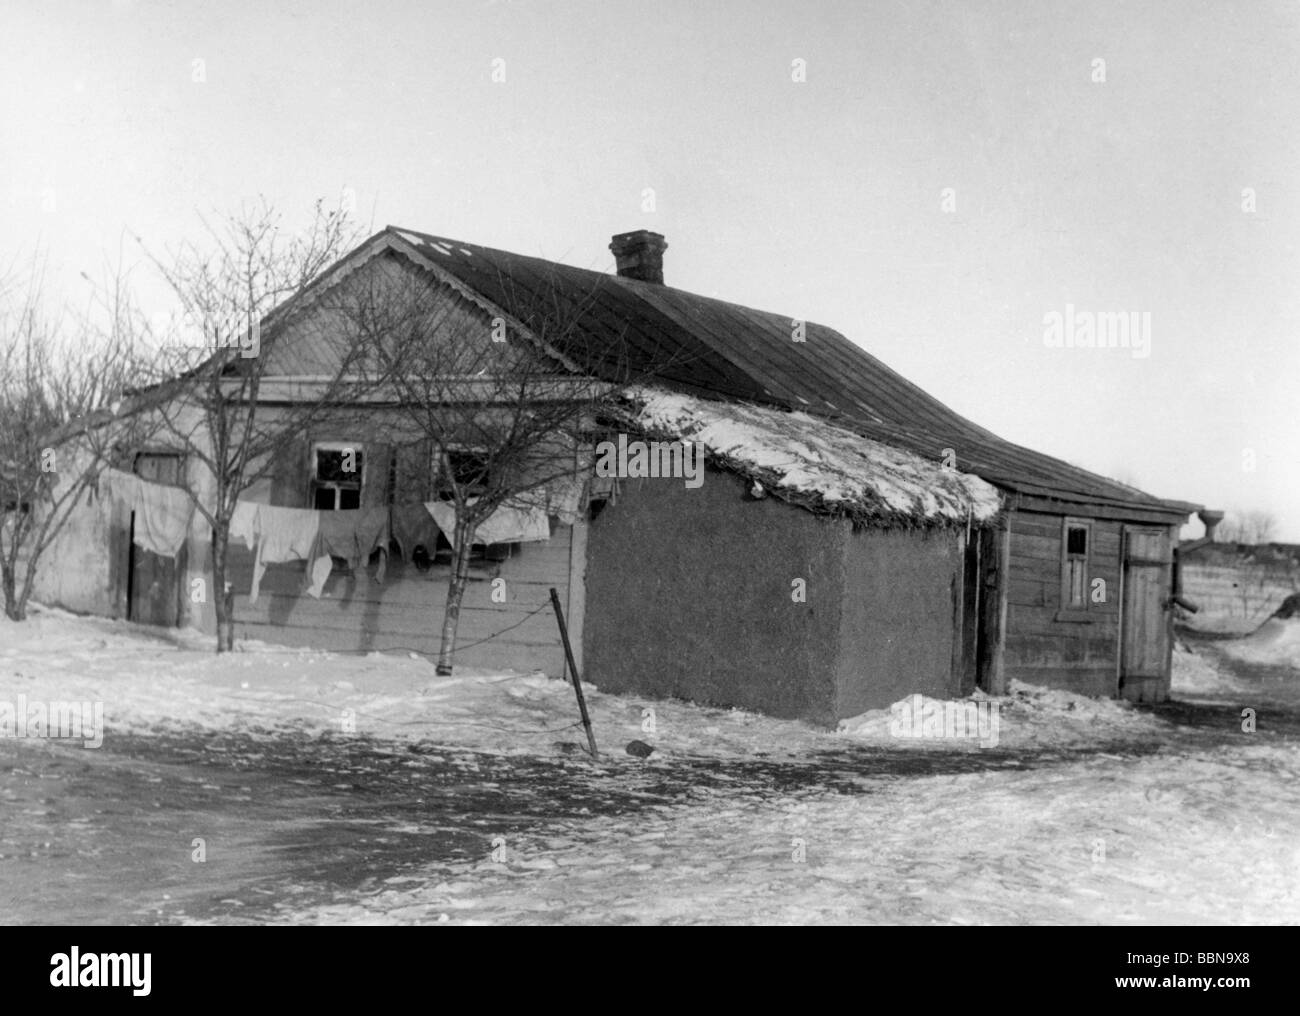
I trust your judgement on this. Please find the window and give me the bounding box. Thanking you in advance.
[429,448,512,566]
[312,443,363,510]
[434,449,490,501]
[1062,519,1091,611]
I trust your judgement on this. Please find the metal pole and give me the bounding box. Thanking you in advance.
[549,586,598,758]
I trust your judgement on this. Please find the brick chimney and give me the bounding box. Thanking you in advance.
[609,230,668,285]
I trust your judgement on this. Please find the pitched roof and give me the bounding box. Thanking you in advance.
[364,226,1199,520]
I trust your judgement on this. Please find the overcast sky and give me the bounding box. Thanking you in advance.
[3,0,1297,538]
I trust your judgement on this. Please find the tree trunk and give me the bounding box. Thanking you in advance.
[1,562,22,621]
[435,512,477,675]
[212,526,235,653]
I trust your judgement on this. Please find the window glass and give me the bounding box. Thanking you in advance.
[312,444,363,510]
[1064,524,1089,608]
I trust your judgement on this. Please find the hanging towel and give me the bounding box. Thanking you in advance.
[543,473,588,526]
[390,502,442,562]
[477,503,550,544]
[229,500,260,551]
[103,468,142,509]
[424,501,457,544]
[588,472,621,504]
[306,507,390,597]
[104,468,194,559]
[134,480,195,558]
[249,505,320,604]
[423,500,550,549]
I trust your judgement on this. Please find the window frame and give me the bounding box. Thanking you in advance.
[310,441,365,511]
[432,446,492,502]
[1059,516,1093,617]
[426,446,517,567]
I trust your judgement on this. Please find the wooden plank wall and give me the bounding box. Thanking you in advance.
[1003,509,1122,694]
[227,522,572,675]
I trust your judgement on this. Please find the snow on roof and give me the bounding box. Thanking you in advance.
[626,388,1002,526]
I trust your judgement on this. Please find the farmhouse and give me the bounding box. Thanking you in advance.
[34,226,1199,723]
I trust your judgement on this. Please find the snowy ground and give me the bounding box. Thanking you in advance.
[2,607,1298,925]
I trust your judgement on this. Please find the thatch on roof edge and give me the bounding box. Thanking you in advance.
[607,387,1003,530]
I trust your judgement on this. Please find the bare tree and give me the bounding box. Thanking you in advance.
[0,253,152,620]
[339,262,655,674]
[137,199,369,651]
[1217,509,1278,545]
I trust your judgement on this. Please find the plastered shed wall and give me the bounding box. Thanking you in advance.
[834,526,961,718]
[582,467,849,724]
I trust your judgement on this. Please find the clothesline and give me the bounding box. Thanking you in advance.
[101,467,604,604]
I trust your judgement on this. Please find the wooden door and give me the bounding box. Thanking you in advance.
[975,521,1009,695]
[955,528,981,696]
[128,453,186,627]
[1120,527,1171,701]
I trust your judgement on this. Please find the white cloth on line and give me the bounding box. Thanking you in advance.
[305,507,390,598]
[229,500,260,551]
[247,505,319,604]
[424,500,550,549]
[104,468,194,559]
[543,473,588,526]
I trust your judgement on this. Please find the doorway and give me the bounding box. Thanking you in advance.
[1119,526,1172,701]
[127,452,186,627]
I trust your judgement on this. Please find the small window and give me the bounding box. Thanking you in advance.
[312,443,363,511]
[428,448,516,565]
[434,449,490,502]
[1063,521,1090,609]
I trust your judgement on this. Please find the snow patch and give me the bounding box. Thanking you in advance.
[628,388,1001,524]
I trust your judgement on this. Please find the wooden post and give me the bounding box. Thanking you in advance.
[550,587,598,758]
[978,518,1009,695]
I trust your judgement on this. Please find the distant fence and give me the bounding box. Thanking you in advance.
[1180,543,1300,632]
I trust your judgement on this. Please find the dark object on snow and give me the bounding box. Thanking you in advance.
[1273,593,1300,620]
[625,739,655,759]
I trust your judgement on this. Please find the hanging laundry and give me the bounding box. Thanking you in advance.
[477,503,550,544]
[424,501,457,545]
[134,480,195,558]
[103,468,195,559]
[423,499,550,549]
[543,472,588,526]
[389,502,442,562]
[102,469,142,513]
[228,500,260,551]
[306,507,390,597]
[248,505,320,604]
[588,472,621,504]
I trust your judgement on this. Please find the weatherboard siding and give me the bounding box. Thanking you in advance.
[1003,510,1123,696]
[226,524,572,675]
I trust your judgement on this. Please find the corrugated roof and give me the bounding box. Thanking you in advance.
[380,226,1197,518]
